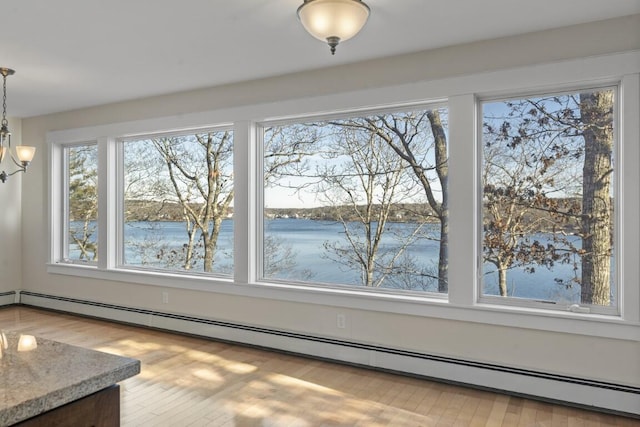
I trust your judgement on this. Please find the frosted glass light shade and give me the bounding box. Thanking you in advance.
[16,145,36,163]
[297,0,369,50]
[0,129,9,162]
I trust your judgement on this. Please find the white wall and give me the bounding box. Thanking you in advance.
[0,117,22,292]
[19,15,640,395]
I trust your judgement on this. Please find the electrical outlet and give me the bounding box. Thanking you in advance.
[336,314,346,329]
[162,291,169,304]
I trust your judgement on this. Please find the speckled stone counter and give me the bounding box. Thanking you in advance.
[0,331,140,426]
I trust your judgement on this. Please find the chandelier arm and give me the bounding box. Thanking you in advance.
[8,151,26,169]
[0,154,29,184]
[5,167,26,177]
[0,167,26,183]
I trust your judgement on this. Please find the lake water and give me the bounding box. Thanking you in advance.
[262,219,592,303]
[71,218,612,304]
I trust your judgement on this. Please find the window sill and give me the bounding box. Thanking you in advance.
[46,263,640,342]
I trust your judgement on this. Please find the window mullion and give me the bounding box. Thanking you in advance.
[97,137,116,270]
[48,142,64,263]
[233,120,255,284]
[447,94,478,307]
[620,73,640,322]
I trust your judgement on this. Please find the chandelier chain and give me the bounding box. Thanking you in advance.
[1,73,7,128]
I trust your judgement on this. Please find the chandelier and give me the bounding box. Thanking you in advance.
[297,0,370,55]
[0,68,36,183]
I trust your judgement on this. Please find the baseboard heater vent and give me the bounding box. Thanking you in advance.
[17,290,640,417]
[0,291,17,306]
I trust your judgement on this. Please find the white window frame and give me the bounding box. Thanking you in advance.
[46,51,640,341]
[115,125,235,277]
[51,140,100,267]
[255,102,449,297]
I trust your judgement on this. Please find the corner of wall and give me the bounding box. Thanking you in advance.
[0,117,23,293]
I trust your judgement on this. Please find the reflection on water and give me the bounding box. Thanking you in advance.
[70,219,614,304]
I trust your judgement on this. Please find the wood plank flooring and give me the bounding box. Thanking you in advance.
[0,306,637,427]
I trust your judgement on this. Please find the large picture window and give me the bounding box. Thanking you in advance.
[480,88,617,312]
[48,54,638,328]
[261,106,449,294]
[121,129,234,275]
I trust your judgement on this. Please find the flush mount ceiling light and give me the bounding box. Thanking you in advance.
[297,0,370,55]
[0,67,36,183]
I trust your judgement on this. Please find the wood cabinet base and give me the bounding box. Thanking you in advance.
[15,385,120,427]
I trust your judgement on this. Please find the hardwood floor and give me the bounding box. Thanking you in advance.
[0,306,637,427]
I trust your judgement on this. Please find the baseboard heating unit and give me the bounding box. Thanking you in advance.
[9,290,640,418]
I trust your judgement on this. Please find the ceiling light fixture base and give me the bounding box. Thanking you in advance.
[327,36,340,55]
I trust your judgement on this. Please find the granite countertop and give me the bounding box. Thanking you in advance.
[0,331,140,426]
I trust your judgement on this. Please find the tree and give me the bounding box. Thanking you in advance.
[482,127,580,296]
[579,91,613,305]
[482,89,614,304]
[263,110,446,290]
[317,125,422,288]
[151,131,234,272]
[263,234,313,280]
[264,124,320,185]
[262,124,322,279]
[333,109,449,292]
[68,145,98,261]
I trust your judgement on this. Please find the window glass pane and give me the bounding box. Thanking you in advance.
[481,88,616,307]
[122,130,234,275]
[263,107,449,294]
[66,143,99,262]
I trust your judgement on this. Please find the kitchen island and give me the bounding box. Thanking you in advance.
[0,331,140,426]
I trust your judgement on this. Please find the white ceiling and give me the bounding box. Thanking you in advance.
[2,0,639,118]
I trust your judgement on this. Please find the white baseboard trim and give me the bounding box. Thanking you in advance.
[17,291,640,417]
